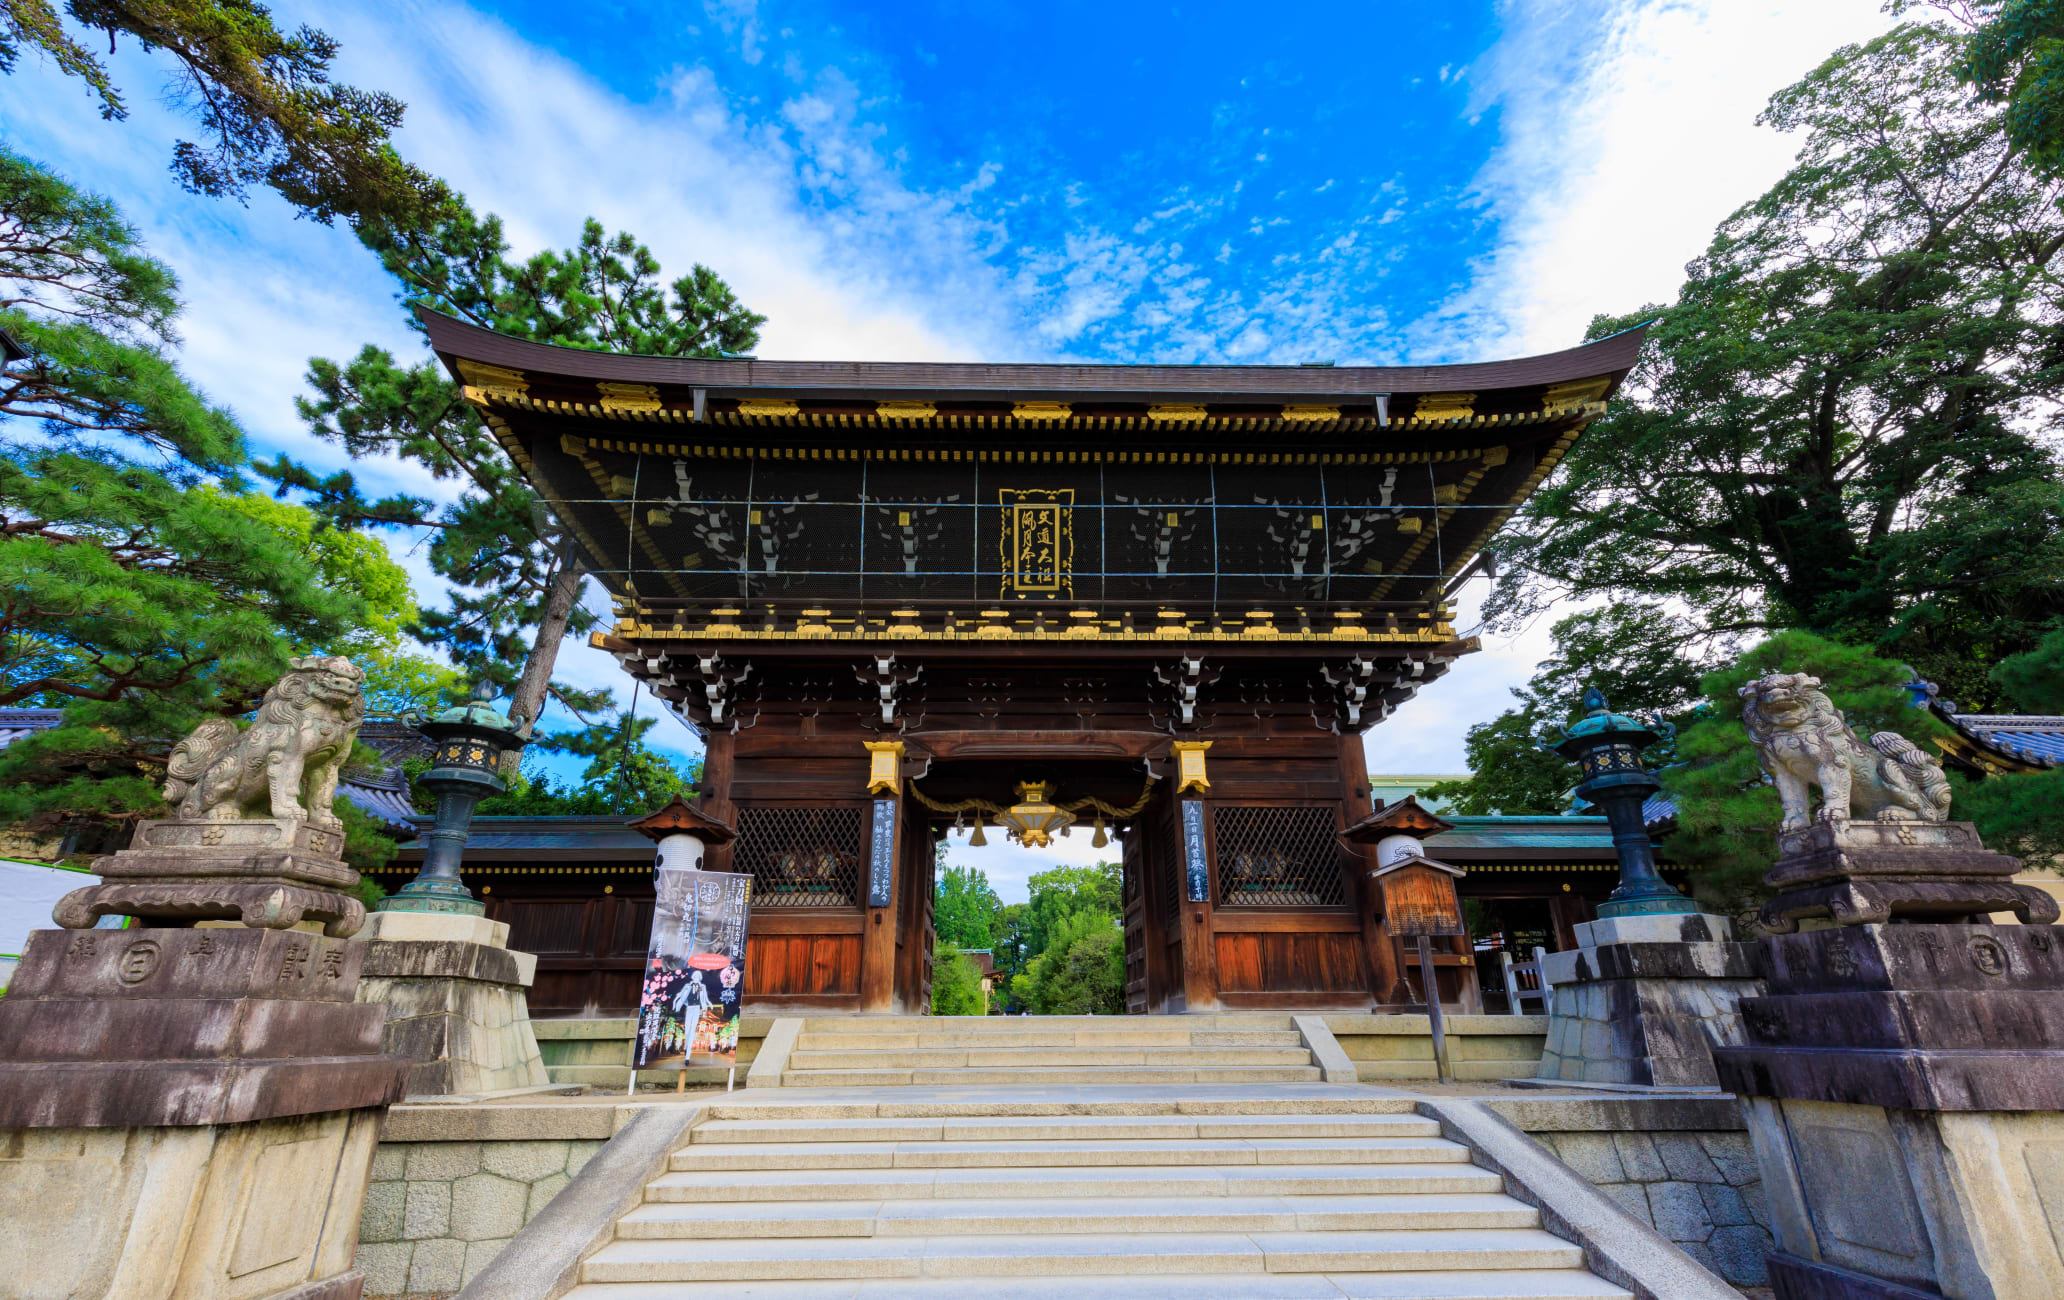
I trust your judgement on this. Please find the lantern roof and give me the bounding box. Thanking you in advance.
[1340,794,1454,844]
[627,794,737,844]
[420,681,524,735]
[1556,686,1657,749]
[1371,853,1466,880]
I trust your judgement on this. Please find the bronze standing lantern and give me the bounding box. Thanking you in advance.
[1343,796,1468,1081]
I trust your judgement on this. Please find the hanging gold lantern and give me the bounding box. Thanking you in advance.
[996,781,1075,848]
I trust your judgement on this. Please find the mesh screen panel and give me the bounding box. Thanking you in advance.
[1213,805,1349,908]
[734,805,866,908]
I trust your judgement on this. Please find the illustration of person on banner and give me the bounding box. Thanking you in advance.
[634,865,751,1072]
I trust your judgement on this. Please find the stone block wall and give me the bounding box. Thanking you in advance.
[1323,1013,1549,1081]
[356,1137,604,1297]
[1532,1127,1774,1291]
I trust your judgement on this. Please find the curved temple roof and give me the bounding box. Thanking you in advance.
[418,308,1648,409]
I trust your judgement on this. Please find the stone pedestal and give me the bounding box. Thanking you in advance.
[0,926,409,1299]
[57,816,368,937]
[1716,923,2064,1299]
[354,910,549,1097]
[1534,912,1763,1087]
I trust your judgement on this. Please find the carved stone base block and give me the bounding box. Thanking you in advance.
[1720,924,2064,1298]
[0,1107,382,1300]
[1762,820,2057,932]
[61,817,369,937]
[353,910,548,1097]
[0,927,408,1128]
[1742,1099,2064,1299]
[1534,913,1762,1087]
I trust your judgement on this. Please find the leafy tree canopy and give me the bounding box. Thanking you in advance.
[1489,22,2064,712]
[1010,909,1124,1016]
[935,864,1003,951]
[1423,604,1715,815]
[258,195,766,747]
[0,151,402,835]
[2,0,444,224]
[930,945,986,1017]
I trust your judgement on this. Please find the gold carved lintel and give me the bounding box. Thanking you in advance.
[1542,376,1611,409]
[1280,405,1340,423]
[596,382,663,412]
[1147,404,1209,422]
[1412,392,1475,421]
[876,401,936,421]
[1012,402,1072,422]
[737,398,800,418]
[456,359,528,403]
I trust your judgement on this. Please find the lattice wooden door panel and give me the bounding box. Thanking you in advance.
[733,805,866,907]
[1212,804,1350,908]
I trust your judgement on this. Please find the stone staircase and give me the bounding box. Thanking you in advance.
[561,1092,1630,1298]
[776,1014,1327,1087]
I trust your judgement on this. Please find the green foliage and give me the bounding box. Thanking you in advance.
[1011,911,1125,1016]
[0,152,404,834]
[258,193,765,746]
[930,945,985,1016]
[1001,864,1126,1015]
[1,0,444,225]
[1664,630,1957,912]
[1957,0,2064,174]
[358,652,466,718]
[934,864,1002,950]
[1950,766,2064,860]
[335,796,396,875]
[1991,624,2064,713]
[1423,604,1716,815]
[1488,22,2064,710]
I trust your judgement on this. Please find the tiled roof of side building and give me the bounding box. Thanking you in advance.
[0,708,64,747]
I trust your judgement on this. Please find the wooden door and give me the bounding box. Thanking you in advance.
[489,889,653,1017]
[1121,830,1149,1014]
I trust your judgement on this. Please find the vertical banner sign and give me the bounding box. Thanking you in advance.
[1181,799,1211,902]
[634,866,751,1071]
[867,798,897,907]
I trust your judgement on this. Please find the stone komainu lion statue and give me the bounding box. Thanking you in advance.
[1740,671,1953,832]
[162,656,367,829]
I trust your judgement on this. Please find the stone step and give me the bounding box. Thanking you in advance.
[797,1015,1297,1033]
[644,1162,1508,1204]
[690,1113,1443,1145]
[780,1066,1324,1087]
[615,1192,1539,1239]
[704,1096,1424,1122]
[790,1030,1306,1052]
[564,1269,1632,1299]
[579,1227,1586,1282]
[785,1048,1317,1070]
[671,1136,1472,1172]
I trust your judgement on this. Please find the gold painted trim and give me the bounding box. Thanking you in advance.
[1147,404,1209,422]
[1414,392,1475,420]
[876,401,937,420]
[738,398,801,418]
[597,382,663,412]
[457,359,528,403]
[1280,405,1341,423]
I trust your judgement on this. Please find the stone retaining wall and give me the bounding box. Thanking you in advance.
[357,1137,605,1297]
[1323,1013,1549,1081]
[1531,1126,1774,1291]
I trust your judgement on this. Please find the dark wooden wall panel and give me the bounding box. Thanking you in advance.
[1215,932,1367,993]
[747,933,861,996]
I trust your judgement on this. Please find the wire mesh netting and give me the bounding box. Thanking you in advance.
[1213,805,1350,908]
[732,805,866,908]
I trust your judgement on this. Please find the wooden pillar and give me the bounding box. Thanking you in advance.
[1549,889,1591,953]
[702,729,737,873]
[859,742,904,1014]
[1167,747,1220,1013]
[1337,733,1410,1006]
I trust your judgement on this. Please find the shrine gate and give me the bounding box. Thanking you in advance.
[421,310,1644,1015]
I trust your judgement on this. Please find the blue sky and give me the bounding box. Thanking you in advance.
[3,0,1895,899]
